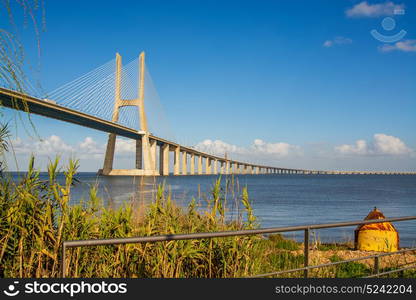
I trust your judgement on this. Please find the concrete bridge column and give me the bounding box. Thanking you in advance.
[225,161,230,174]
[220,161,225,174]
[135,138,143,169]
[198,156,203,175]
[159,144,169,176]
[174,147,180,175]
[181,151,187,175]
[206,157,212,175]
[103,133,116,173]
[213,159,218,175]
[190,153,195,175]
[149,139,157,171]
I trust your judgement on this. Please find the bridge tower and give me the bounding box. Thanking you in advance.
[100,52,157,176]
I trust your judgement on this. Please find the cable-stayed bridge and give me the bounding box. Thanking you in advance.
[1,52,414,176]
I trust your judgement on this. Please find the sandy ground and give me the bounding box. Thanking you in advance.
[291,247,416,269]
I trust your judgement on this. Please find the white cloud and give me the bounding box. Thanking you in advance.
[251,139,302,156]
[194,139,246,155]
[115,138,136,154]
[335,139,369,155]
[346,1,404,18]
[12,135,74,155]
[194,138,302,158]
[78,137,104,159]
[335,133,412,156]
[379,40,416,52]
[373,133,412,155]
[323,36,352,47]
[10,135,137,159]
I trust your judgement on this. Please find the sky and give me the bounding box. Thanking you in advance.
[1,0,416,172]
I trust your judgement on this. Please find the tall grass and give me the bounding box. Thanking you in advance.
[0,157,305,278]
[2,158,412,278]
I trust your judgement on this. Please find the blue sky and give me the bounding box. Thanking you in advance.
[2,0,416,171]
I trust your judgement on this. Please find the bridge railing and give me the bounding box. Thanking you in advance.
[61,216,416,278]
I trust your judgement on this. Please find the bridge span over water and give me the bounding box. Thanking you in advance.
[1,53,415,176]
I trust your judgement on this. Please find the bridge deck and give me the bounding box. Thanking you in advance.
[1,88,415,175]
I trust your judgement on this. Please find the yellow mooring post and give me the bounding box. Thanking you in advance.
[354,207,399,252]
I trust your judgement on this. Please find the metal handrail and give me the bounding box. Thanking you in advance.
[250,247,416,278]
[61,216,416,277]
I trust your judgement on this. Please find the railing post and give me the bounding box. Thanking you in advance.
[304,228,309,278]
[61,243,66,278]
[374,256,379,277]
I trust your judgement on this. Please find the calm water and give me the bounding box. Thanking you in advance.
[9,173,416,246]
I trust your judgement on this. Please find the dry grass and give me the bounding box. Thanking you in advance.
[1,157,414,278]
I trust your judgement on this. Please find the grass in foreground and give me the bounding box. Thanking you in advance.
[0,157,414,278]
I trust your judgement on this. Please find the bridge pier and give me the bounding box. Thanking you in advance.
[206,157,212,175]
[181,151,187,175]
[160,144,169,176]
[150,140,157,171]
[173,146,180,175]
[198,155,203,175]
[190,153,195,175]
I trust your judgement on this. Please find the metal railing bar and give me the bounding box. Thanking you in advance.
[365,264,416,278]
[248,247,416,278]
[63,216,416,248]
[61,216,416,278]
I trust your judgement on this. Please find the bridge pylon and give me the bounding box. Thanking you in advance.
[99,52,158,176]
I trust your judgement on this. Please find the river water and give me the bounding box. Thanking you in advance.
[9,173,416,247]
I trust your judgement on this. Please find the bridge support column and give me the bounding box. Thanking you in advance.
[206,158,212,175]
[99,52,158,176]
[243,165,248,174]
[213,159,218,175]
[103,133,116,174]
[160,144,169,176]
[150,139,157,171]
[181,151,187,175]
[174,147,180,175]
[198,156,203,175]
[190,153,195,175]
[225,161,230,174]
[220,161,224,174]
[136,138,143,169]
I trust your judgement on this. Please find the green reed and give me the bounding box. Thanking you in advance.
[5,157,409,278]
